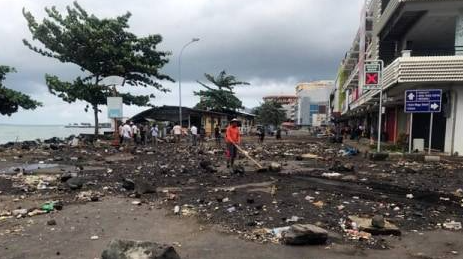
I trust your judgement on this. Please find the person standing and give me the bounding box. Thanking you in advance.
[150,124,159,147]
[214,124,221,146]
[140,124,147,145]
[118,121,124,145]
[190,125,198,146]
[121,121,133,148]
[172,123,182,143]
[225,119,241,168]
[257,126,265,143]
[131,122,139,145]
[276,127,282,140]
[199,125,206,146]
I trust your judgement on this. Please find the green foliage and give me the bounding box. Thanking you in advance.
[23,1,173,135]
[0,65,42,116]
[337,68,348,111]
[194,70,249,112]
[254,100,287,127]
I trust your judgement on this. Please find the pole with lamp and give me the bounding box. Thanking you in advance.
[178,38,200,127]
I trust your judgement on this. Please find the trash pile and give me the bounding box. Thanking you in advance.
[1,135,463,250]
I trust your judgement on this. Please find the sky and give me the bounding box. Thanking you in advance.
[0,0,364,125]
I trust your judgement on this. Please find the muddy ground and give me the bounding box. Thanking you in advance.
[1,134,463,258]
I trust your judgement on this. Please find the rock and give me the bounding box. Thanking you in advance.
[122,178,135,191]
[66,177,85,190]
[12,209,28,217]
[216,195,224,202]
[269,162,282,172]
[231,165,245,175]
[49,144,59,150]
[369,152,389,161]
[282,224,328,245]
[77,191,101,202]
[371,215,385,229]
[199,160,212,169]
[349,216,401,236]
[54,201,64,210]
[47,219,57,226]
[136,182,156,194]
[60,172,75,182]
[101,239,181,259]
[424,155,440,162]
[329,161,354,172]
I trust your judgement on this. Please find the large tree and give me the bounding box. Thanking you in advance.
[0,65,41,116]
[254,100,287,127]
[23,2,173,136]
[194,70,249,112]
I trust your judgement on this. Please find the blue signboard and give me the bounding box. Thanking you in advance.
[405,89,442,113]
[108,109,122,118]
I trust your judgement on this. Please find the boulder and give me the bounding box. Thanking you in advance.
[60,172,75,182]
[371,215,385,229]
[349,216,401,236]
[282,224,328,245]
[66,177,85,190]
[101,239,181,259]
[122,178,136,191]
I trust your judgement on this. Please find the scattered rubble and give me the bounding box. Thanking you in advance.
[1,134,463,251]
[101,239,181,259]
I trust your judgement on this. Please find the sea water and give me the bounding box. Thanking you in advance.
[0,124,106,144]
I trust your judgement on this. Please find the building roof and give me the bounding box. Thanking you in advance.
[130,105,255,123]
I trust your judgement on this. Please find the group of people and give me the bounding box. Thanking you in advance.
[256,127,283,143]
[116,119,243,169]
[118,121,160,147]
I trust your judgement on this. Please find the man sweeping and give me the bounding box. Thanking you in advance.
[225,119,241,168]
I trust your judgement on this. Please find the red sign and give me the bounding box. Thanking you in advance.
[365,72,378,85]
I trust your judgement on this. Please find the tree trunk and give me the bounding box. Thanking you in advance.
[93,104,99,139]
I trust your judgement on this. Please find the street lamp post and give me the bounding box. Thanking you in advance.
[178,38,200,127]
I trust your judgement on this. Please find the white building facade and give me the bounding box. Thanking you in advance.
[333,0,463,155]
[295,81,334,127]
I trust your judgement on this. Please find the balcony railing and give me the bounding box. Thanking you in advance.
[342,64,359,91]
[341,55,463,115]
[383,55,463,90]
[373,0,400,36]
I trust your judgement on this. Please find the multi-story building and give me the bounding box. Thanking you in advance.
[295,81,334,127]
[333,0,463,155]
[263,95,298,122]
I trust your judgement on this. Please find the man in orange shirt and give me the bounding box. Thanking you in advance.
[226,118,241,168]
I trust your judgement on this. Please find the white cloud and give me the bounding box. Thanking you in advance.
[0,0,364,124]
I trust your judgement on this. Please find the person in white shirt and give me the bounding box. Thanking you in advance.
[118,122,124,144]
[150,124,159,147]
[121,121,133,147]
[172,124,182,143]
[131,122,139,144]
[190,125,198,146]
